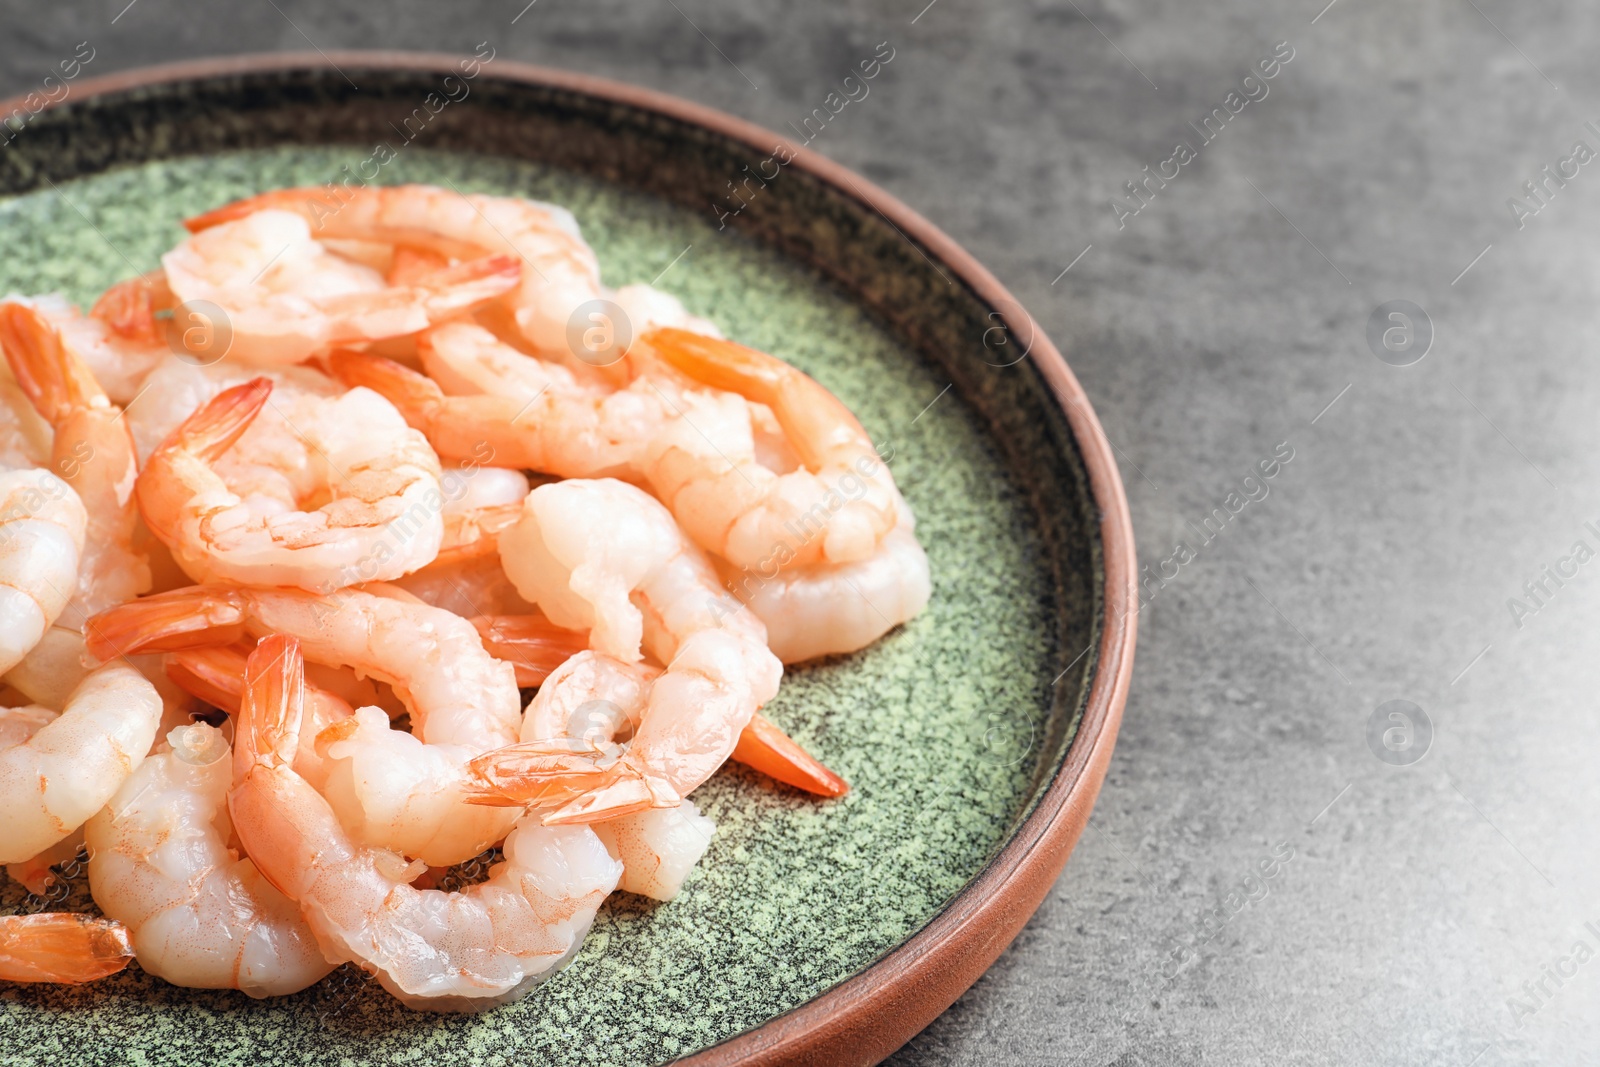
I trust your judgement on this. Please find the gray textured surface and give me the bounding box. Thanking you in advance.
[3,1,1597,1064]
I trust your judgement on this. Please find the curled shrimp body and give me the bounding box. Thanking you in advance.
[0,467,86,677]
[137,378,445,593]
[487,479,783,823]
[643,327,900,569]
[730,503,932,664]
[85,721,335,997]
[163,209,522,366]
[187,187,600,359]
[0,662,162,865]
[229,636,622,1011]
[88,584,522,866]
[0,914,135,984]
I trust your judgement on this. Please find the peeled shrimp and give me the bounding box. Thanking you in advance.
[87,583,521,865]
[163,208,521,366]
[329,329,668,481]
[137,378,445,593]
[1,290,167,407]
[0,468,86,677]
[85,721,335,997]
[229,635,621,1011]
[187,187,601,359]
[0,300,151,615]
[0,662,162,864]
[0,914,135,984]
[481,479,783,823]
[487,639,846,796]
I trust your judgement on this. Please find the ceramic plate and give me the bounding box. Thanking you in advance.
[0,54,1135,1067]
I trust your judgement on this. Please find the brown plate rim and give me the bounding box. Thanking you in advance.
[0,52,1139,1067]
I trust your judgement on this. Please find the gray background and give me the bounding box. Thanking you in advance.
[3,1,1597,1064]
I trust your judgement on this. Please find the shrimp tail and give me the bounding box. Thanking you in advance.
[470,614,590,687]
[184,188,335,233]
[644,327,865,471]
[157,377,273,463]
[463,737,627,809]
[164,645,251,713]
[237,634,304,775]
[0,914,136,984]
[0,301,106,421]
[90,272,175,345]
[327,350,443,423]
[414,254,522,315]
[732,713,850,798]
[85,586,248,661]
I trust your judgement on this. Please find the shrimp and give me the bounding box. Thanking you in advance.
[163,643,352,791]
[228,635,621,1011]
[186,187,601,360]
[0,299,151,614]
[480,479,783,823]
[1,290,168,407]
[0,467,86,677]
[642,327,900,569]
[487,639,846,796]
[85,721,335,997]
[0,914,135,984]
[0,705,81,894]
[162,209,521,366]
[0,662,162,865]
[136,377,446,592]
[328,329,669,480]
[87,583,521,865]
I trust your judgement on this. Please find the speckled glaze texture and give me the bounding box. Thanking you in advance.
[0,66,1104,1067]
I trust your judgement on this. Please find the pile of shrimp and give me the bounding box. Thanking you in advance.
[0,184,930,1012]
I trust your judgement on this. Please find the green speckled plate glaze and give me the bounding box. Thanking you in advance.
[0,57,1129,1067]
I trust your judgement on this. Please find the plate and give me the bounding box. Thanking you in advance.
[0,54,1136,1067]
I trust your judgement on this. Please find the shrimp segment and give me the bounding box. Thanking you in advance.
[0,468,85,676]
[228,636,621,1011]
[0,662,162,864]
[0,914,135,984]
[136,377,445,592]
[88,584,521,865]
[85,721,335,997]
[485,479,783,823]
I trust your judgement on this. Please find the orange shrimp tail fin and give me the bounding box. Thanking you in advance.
[470,614,589,687]
[437,502,524,565]
[85,586,248,661]
[644,327,864,470]
[464,738,614,808]
[0,914,135,984]
[387,246,451,287]
[416,253,522,312]
[159,377,272,463]
[732,713,850,798]
[239,634,305,776]
[328,350,443,420]
[164,645,251,714]
[183,188,330,233]
[91,272,175,345]
[0,301,106,421]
